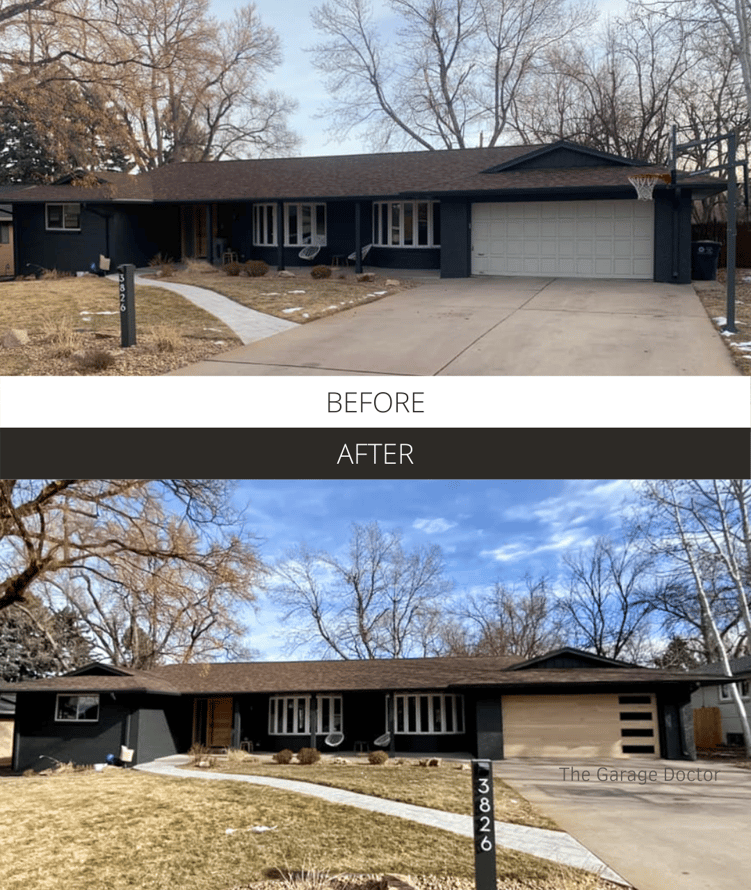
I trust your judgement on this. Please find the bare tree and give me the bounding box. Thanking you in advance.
[0,0,298,173]
[0,480,263,666]
[516,6,690,162]
[437,576,564,658]
[309,0,595,150]
[558,534,658,662]
[271,521,453,659]
[638,479,751,756]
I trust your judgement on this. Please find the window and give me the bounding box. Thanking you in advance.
[285,203,326,246]
[55,694,99,722]
[373,201,440,247]
[390,693,464,734]
[268,695,343,734]
[254,203,277,246]
[0,223,9,244]
[720,681,750,700]
[46,203,81,231]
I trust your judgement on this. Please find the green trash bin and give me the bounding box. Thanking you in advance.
[691,241,722,280]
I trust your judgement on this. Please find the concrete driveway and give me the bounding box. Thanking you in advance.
[169,276,739,375]
[496,758,751,890]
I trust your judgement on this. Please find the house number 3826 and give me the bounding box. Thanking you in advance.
[472,758,497,888]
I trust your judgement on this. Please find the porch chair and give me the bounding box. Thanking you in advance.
[325,731,345,748]
[299,236,325,263]
[347,243,372,266]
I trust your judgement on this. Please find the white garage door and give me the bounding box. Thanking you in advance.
[471,201,654,279]
[502,693,660,758]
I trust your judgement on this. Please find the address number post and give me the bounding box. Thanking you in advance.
[472,760,497,890]
[118,263,136,347]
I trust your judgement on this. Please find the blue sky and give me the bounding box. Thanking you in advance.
[211,0,629,157]
[238,479,641,659]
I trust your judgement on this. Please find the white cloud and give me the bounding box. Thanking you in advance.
[413,518,457,534]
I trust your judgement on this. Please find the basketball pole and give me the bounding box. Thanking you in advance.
[671,126,739,334]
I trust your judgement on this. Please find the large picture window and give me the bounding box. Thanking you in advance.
[46,203,81,231]
[285,203,326,246]
[390,692,463,734]
[268,695,343,734]
[373,201,440,247]
[55,694,99,722]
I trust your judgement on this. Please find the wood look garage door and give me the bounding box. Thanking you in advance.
[503,693,660,758]
[471,201,654,278]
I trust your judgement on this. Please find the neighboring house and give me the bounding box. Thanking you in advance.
[691,655,751,746]
[0,204,14,277]
[2,141,723,282]
[1,647,722,772]
[0,692,15,760]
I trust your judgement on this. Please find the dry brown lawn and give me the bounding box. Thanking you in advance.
[0,274,240,375]
[0,769,618,890]
[202,753,558,832]
[158,265,417,323]
[693,268,751,374]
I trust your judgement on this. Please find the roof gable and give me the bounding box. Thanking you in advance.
[509,647,639,670]
[64,662,138,677]
[482,141,645,174]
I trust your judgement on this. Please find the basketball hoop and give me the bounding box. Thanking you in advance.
[628,172,672,201]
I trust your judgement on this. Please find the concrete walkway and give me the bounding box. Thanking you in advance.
[136,756,627,885]
[108,272,298,345]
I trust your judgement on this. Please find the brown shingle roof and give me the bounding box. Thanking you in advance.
[1,655,713,696]
[5,141,711,205]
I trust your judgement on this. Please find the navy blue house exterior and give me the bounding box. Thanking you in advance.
[2,649,719,772]
[4,141,723,283]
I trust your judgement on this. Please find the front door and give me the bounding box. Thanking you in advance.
[194,697,233,748]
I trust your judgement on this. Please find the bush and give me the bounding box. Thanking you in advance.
[245,259,269,277]
[223,261,244,276]
[148,252,176,277]
[272,748,294,764]
[76,349,116,373]
[368,750,389,765]
[310,264,332,279]
[297,747,321,765]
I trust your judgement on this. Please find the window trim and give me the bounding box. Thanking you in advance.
[389,692,464,735]
[45,203,81,231]
[253,203,277,247]
[55,694,100,723]
[373,200,440,248]
[268,694,343,735]
[284,202,327,247]
[720,680,750,700]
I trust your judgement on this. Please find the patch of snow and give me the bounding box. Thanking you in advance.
[282,307,302,314]
[714,316,727,326]
[326,305,338,310]
[302,313,309,318]
[260,292,281,296]
[286,290,307,294]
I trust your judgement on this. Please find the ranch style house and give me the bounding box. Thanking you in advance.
[2,647,724,772]
[3,141,724,283]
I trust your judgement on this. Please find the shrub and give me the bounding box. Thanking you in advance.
[245,259,269,277]
[149,324,180,353]
[226,747,258,764]
[148,252,176,277]
[272,748,294,764]
[368,750,389,765]
[297,747,321,765]
[310,264,332,279]
[76,349,116,373]
[188,743,210,766]
[223,261,244,276]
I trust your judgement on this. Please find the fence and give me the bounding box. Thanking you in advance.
[691,222,751,268]
[693,706,722,748]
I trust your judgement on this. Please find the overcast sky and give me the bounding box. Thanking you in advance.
[239,479,642,660]
[211,0,630,158]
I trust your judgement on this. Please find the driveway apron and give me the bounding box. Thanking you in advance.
[166,276,738,376]
[497,758,751,890]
